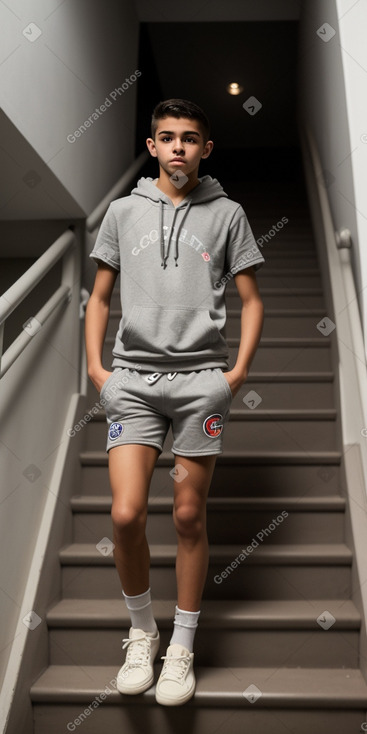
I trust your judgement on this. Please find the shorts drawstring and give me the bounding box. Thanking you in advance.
[144,372,178,385]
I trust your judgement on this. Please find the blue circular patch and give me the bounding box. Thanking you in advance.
[109,422,123,441]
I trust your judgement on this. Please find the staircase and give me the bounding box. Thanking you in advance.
[30,179,367,733]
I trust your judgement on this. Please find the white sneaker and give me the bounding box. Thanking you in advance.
[116,627,160,695]
[155,643,195,706]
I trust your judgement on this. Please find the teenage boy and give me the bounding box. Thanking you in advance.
[85,98,265,706]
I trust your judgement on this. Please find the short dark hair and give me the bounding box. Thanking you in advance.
[151,98,210,143]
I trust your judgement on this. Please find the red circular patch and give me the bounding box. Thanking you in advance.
[203,413,223,438]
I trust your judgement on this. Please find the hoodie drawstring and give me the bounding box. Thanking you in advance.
[160,200,192,269]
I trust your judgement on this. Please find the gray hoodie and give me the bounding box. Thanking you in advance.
[89,175,265,372]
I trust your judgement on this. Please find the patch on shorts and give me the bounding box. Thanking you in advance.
[108,422,124,441]
[203,413,223,438]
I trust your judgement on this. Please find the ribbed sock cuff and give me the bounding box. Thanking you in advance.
[170,605,201,652]
[122,587,157,634]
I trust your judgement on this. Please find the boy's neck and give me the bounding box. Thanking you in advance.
[153,169,201,204]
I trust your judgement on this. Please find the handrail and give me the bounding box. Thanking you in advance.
[0,229,75,326]
[0,151,149,381]
[300,122,367,459]
[0,285,71,377]
[86,149,149,232]
[0,149,152,733]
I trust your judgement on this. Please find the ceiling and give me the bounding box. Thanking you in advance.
[134,0,301,23]
[136,19,300,152]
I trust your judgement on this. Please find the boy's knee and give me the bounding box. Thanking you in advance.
[111,503,146,536]
[173,501,205,538]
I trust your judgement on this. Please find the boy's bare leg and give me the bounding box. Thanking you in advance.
[173,454,217,611]
[108,444,160,595]
[109,446,216,608]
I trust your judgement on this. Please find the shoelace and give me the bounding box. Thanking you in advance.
[121,635,151,668]
[159,653,190,682]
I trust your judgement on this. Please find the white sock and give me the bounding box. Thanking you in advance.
[169,605,201,652]
[122,587,158,635]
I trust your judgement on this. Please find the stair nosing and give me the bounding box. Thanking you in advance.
[30,664,367,707]
[228,309,328,316]
[70,495,346,513]
[80,450,342,467]
[59,542,353,566]
[244,287,323,294]
[46,598,360,629]
[257,268,320,275]
[243,373,335,381]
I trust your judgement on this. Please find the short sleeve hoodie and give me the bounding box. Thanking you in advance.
[89,175,265,372]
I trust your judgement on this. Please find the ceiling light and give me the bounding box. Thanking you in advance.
[227,82,243,96]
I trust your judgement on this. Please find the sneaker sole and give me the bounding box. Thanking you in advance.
[155,679,196,706]
[116,635,160,695]
[117,672,154,695]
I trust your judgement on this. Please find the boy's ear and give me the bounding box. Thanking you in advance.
[146,138,158,157]
[201,140,214,159]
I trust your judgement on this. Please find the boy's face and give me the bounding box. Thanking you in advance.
[146,116,213,179]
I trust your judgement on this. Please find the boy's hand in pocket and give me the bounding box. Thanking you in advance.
[89,369,113,393]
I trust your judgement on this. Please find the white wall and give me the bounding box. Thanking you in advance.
[298,0,367,348]
[0,0,141,217]
[0,0,141,698]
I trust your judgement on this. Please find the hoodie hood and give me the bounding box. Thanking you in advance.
[130,176,228,269]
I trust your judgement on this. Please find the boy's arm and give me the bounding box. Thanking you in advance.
[222,266,264,397]
[85,262,119,393]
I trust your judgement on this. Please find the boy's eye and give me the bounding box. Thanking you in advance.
[161,136,196,143]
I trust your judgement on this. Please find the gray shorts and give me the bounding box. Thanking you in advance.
[99,367,233,456]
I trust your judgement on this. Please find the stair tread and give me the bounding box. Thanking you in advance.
[70,495,346,512]
[80,450,342,467]
[238,372,335,381]
[245,288,323,294]
[259,268,320,275]
[46,598,360,628]
[30,665,367,706]
[228,337,331,346]
[59,543,353,565]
